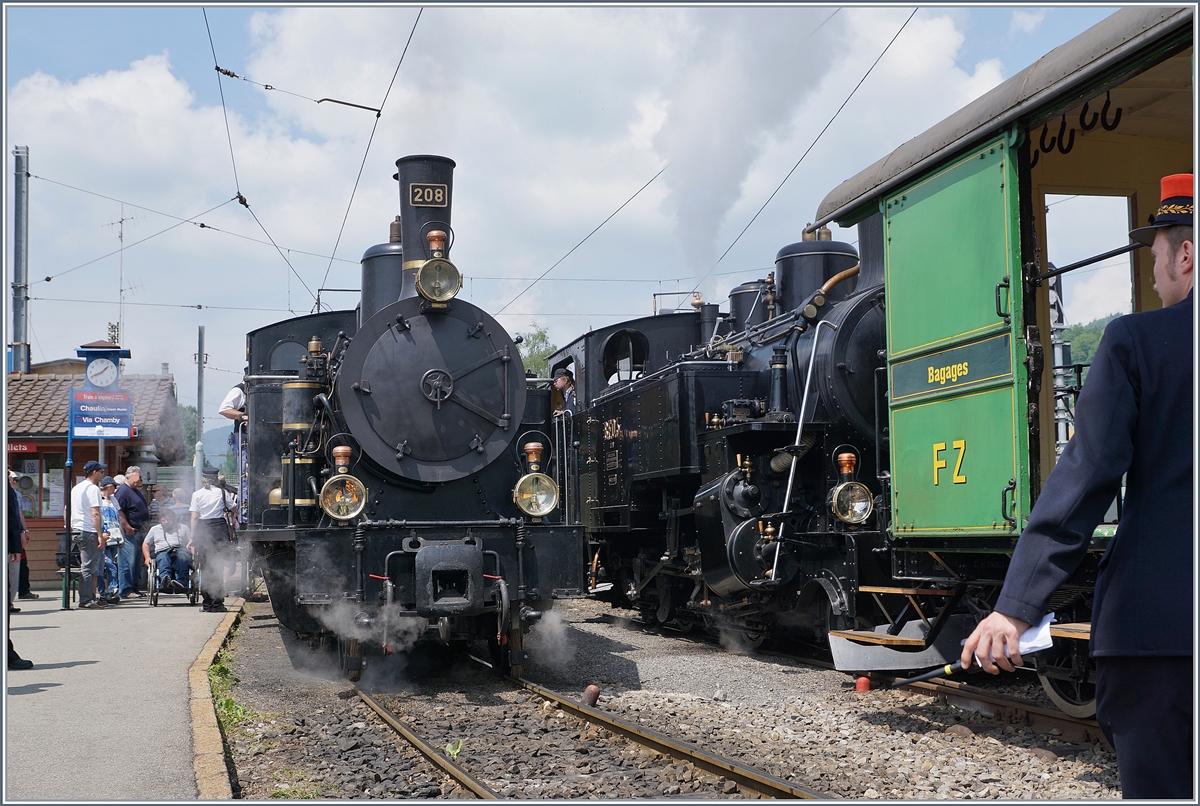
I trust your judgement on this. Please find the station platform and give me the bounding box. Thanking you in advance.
[5,584,242,801]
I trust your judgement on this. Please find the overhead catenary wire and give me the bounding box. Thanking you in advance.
[33,198,238,284]
[26,174,360,267]
[494,164,668,315]
[689,7,919,298]
[204,7,315,311]
[30,296,293,313]
[315,8,424,311]
[203,8,242,194]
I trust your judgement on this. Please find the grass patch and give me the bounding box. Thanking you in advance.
[208,646,259,728]
[268,775,331,800]
[269,784,326,799]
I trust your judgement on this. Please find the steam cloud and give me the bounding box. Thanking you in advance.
[652,8,846,285]
[527,610,576,668]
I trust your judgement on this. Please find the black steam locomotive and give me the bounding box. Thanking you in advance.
[239,155,586,678]
[549,230,891,650]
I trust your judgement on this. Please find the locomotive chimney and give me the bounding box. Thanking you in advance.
[396,154,455,301]
[693,292,720,346]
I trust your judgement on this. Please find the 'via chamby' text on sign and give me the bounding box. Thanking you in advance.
[70,389,134,438]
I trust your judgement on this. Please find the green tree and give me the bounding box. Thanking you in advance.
[514,321,557,378]
[1062,313,1120,368]
[180,404,199,465]
[221,449,237,479]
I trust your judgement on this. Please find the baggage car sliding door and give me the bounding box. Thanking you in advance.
[885,137,1029,538]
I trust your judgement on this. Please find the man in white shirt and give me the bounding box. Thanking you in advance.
[68,460,108,609]
[141,506,193,593]
[190,471,237,612]
[219,382,248,525]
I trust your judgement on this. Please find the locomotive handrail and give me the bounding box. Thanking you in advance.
[782,320,838,520]
[1034,242,1142,283]
[590,360,733,404]
[356,517,523,529]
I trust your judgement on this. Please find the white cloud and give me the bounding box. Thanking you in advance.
[1010,9,1047,37]
[5,7,1095,417]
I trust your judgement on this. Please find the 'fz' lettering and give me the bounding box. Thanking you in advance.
[933,440,967,485]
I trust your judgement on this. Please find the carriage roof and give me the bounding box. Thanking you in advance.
[811,6,1193,229]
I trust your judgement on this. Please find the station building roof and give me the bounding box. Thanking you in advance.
[5,372,185,464]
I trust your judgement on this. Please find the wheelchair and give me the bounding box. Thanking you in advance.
[147,547,200,607]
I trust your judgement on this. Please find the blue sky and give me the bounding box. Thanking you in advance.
[3,5,1136,417]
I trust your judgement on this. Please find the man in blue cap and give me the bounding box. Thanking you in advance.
[552,368,576,416]
[962,174,1193,798]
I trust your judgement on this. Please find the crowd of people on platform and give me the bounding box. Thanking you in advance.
[7,456,242,670]
[54,461,239,615]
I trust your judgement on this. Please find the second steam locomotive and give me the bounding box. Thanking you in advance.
[549,233,893,652]
[240,155,585,678]
[543,7,1194,720]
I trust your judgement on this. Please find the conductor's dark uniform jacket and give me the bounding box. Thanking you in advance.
[996,290,1194,657]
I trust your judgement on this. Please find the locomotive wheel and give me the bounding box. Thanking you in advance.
[736,629,768,651]
[702,614,768,653]
[669,617,696,634]
[488,580,514,675]
[1036,650,1097,718]
[818,596,850,645]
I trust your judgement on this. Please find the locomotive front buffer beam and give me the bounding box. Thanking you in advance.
[286,520,584,654]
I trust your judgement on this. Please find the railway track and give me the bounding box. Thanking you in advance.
[354,657,825,799]
[884,675,1107,747]
[606,611,1106,748]
[222,597,1119,799]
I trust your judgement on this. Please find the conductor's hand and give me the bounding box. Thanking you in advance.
[961,611,1029,674]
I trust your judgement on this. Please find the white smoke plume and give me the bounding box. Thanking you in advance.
[651,8,846,280]
[526,609,576,668]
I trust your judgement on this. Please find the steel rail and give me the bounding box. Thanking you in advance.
[883,675,1107,747]
[355,688,499,799]
[611,612,1103,743]
[467,656,824,799]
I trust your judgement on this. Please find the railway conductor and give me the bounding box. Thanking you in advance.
[552,368,576,416]
[962,173,1194,799]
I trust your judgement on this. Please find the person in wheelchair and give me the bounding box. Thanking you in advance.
[141,506,193,594]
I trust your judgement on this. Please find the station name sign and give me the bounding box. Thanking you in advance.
[70,389,134,439]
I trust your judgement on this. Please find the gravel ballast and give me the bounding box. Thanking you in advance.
[220,596,1120,799]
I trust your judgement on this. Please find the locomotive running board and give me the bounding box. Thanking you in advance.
[828,614,974,672]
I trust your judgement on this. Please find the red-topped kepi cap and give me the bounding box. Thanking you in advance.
[1130,173,1193,246]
